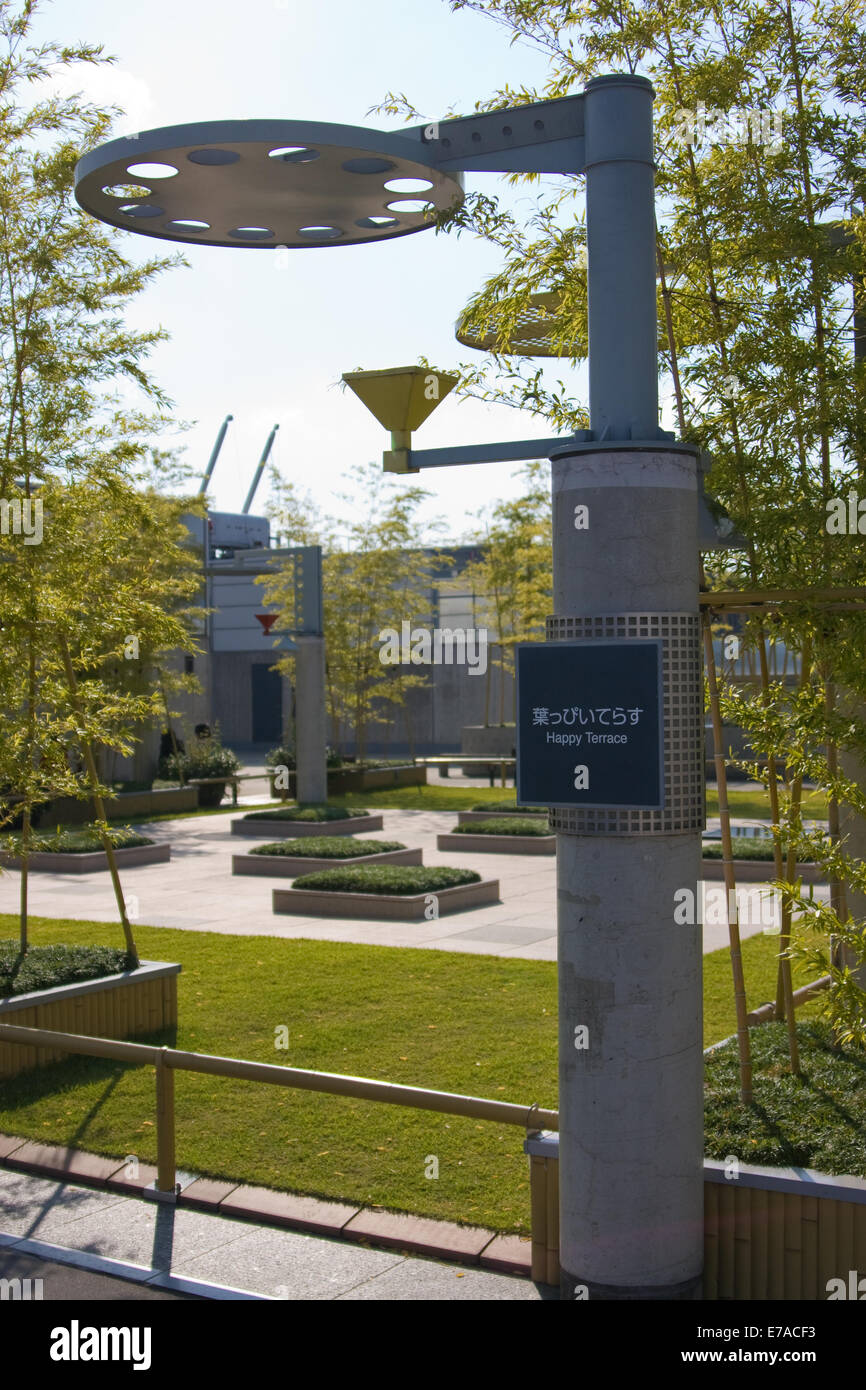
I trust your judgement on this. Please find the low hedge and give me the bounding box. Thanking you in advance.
[471,801,543,813]
[705,1021,866,1175]
[453,817,551,836]
[250,837,406,859]
[702,839,818,863]
[2,826,153,855]
[243,804,369,823]
[0,941,135,997]
[294,865,481,895]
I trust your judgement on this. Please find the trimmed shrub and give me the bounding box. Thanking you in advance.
[250,837,406,859]
[2,826,152,855]
[264,744,295,771]
[294,865,480,895]
[470,801,542,813]
[243,804,369,823]
[159,735,240,783]
[453,817,550,836]
[702,839,818,863]
[0,941,135,997]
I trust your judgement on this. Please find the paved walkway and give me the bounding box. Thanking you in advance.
[0,1168,546,1301]
[0,808,825,958]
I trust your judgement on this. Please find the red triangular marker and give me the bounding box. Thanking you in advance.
[255,613,278,634]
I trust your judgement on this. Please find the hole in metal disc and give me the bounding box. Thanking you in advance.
[103,183,152,199]
[268,146,319,163]
[386,200,434,215]
[342,157,394,174]
[297,225,343,240]
[355,215,399,229]
[383,177,434,193]
[126,162,178,178]
[502,125,513,136]
[187,149,240,165]
[227,226,274,239]
[164,219,211,232]
[119,203,165,218]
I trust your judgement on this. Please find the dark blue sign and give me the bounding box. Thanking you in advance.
[516,640,664,809]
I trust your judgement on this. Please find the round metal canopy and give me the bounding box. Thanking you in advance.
[455,290,583,358]
[74,119,464,250]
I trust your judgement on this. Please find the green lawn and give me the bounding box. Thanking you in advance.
[0,912,830,1232]
[122,781,831,825]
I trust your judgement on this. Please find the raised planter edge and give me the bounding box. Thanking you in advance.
[0,843,171,873]
[232,847,423,877]
[437,832,556,855]
[273,877,500,920]
[231,814,384,838]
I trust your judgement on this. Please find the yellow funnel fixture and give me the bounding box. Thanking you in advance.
[342,365,460,471]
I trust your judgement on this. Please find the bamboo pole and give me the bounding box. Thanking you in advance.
[57,635,139,966]
[18,807,30,957]
[823,681,849,972]
[703,612,752,1103]
[756,632,798,1072]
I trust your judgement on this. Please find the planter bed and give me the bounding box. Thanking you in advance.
[457,809,549,825]
[439,819,555,855]
[0,960,180,1080]
[0,842,170,873]
[327,764,428,794]
[36,786,199,826]
[438,832,555,855]
[701,857,824,883]
[273,864,499,920]
[234,844,423,878]
[232,813,383,838]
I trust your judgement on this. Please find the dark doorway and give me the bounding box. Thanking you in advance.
[251,664,282,744]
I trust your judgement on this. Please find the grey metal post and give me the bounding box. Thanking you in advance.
[294,635,328,804]
[552,73,705,1299]
[584,75,658,441]
[198,414,233,496]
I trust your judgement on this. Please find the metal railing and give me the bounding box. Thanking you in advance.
[0,1023,557,1243]
[412,755,516,788]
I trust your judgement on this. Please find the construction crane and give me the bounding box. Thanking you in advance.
[242,423,279,514]
[198,414,233,495]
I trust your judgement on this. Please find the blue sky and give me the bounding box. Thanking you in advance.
[32,0,590,539]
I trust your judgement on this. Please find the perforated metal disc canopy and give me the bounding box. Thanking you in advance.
[74,119,464,249]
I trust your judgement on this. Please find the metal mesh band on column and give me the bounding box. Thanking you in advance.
[545,612,704,834]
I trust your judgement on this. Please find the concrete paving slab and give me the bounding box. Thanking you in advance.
[0,1133,26,1160]
[180,1223,405,1299]
[219,1185,361,1234]
[0,1246,194,1300]
[0,1169,543,1300]
[342,1208,496,1261]
[180,1177,240,1210]
[0,807,797,959]
[335,1256,545,1300]
[0,1167,128,1235]
[3,1140,124,1185]
[479,1232,533,1275]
